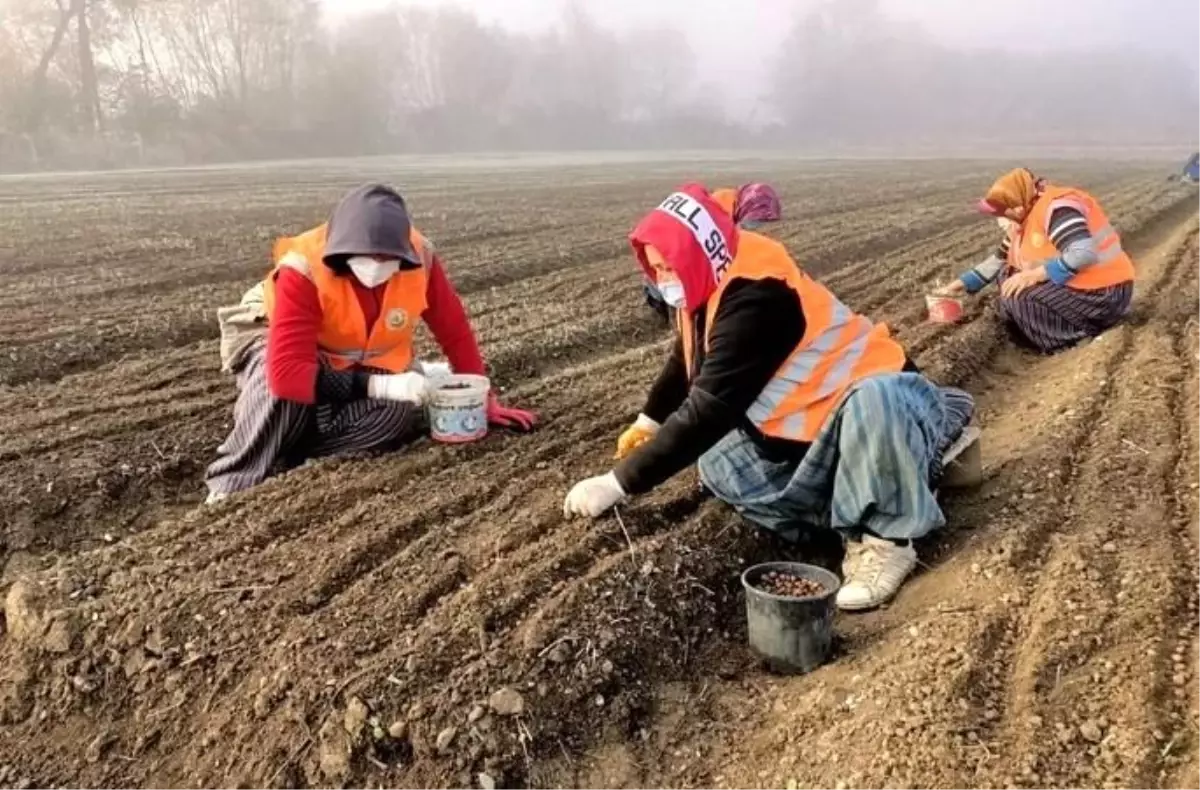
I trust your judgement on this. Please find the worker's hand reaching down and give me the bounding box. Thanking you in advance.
[614,414,659,459]
[563,472,626,518]
[932,280,967,298]
[368,372,430,405]
[487,392,538,432]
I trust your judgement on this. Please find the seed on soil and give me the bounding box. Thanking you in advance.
[1079,720,1104,743]
[435,725,458,752]
[756,571,827,598]
[487,687,524,717]
[343,696,369,737]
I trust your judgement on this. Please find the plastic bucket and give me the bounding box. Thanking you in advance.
[925,294,964,324]
[427,374,490,444]
[741,561,840,675]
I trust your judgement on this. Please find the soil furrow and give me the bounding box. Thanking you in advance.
[0,160,1194,790]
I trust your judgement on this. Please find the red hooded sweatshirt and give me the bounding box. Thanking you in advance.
[629,183,741,315]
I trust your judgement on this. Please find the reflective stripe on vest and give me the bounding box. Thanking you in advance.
[681,232,906,443]
[1012,187,1134,291]
[1091,224,1126,263]
[318,346,391,363]
[746,301,872,436]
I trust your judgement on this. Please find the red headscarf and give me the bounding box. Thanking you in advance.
[734,183,782,225]
[629,183,740,313]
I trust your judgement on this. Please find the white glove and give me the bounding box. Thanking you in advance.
[416,361,452,388]
[563,472,626,519]
[368,372,429,405]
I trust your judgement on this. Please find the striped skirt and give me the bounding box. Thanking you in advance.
[205,342,421,497]
[997,275,1133,354]
[697,373,973,542]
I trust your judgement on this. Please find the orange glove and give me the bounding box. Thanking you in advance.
[614,414,660,460]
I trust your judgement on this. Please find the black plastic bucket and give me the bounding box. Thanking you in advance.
[741,561,840,675]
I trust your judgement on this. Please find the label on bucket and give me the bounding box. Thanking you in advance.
[430,401,487,443]
[427,373,490,444]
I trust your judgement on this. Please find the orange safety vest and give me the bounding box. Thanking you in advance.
[262,223,432,373]
[711,188,737,216]
[679,232,906,443]
[1009,186,1134,290]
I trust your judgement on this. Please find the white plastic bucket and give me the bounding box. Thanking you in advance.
[427,373,490,444]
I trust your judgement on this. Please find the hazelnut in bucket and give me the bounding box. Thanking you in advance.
[427,373,490,444]
[925,293,964,324]
[742,561,840,674]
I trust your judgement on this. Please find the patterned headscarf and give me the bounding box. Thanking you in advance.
[734,182,782,226]
[978,168,1044,218]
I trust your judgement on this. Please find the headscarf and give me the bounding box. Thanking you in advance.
[734,182,782,226]
[629,183,739,314]
[977,168,1044,218]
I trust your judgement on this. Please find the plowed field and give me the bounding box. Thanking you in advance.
[1,156,1196,788]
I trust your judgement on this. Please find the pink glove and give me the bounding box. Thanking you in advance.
[487,392,537,432]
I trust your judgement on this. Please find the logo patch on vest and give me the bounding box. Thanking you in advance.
[1030,232,1046,248]
[385,308,408,331]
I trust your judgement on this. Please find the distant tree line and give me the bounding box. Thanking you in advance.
[0,0,1195,171]
[768,1,1198,151]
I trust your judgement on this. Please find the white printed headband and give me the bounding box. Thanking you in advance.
[655,192,734,281]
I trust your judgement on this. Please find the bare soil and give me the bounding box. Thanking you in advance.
[0,157,1196,788]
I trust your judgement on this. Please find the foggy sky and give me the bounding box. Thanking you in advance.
[320,0,1200,117]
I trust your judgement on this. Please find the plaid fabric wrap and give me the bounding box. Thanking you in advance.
[697,373,973,541]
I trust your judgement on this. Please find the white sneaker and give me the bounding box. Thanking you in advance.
[836,535,917,611]
[841,538,867,580]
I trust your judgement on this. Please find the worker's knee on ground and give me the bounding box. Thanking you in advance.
[375,400,421,432]
[351,400,421,442]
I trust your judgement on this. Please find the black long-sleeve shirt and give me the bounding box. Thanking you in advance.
[614,277,915,494]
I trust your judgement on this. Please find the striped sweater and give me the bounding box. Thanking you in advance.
[960,207,1096,293]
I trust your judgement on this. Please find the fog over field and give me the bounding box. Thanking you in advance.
[0,0,1196,171]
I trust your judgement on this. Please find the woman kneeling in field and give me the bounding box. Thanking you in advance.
[205,183,536,503]
[937,168,1135,353]
[566,184,974,611]
[644,182,781,321]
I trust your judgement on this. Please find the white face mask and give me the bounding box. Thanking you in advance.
[347,256,400,288]
[658,279,686,308]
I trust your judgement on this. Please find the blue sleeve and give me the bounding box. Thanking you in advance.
[959,270,989,294]
[1044,258,1075,286]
